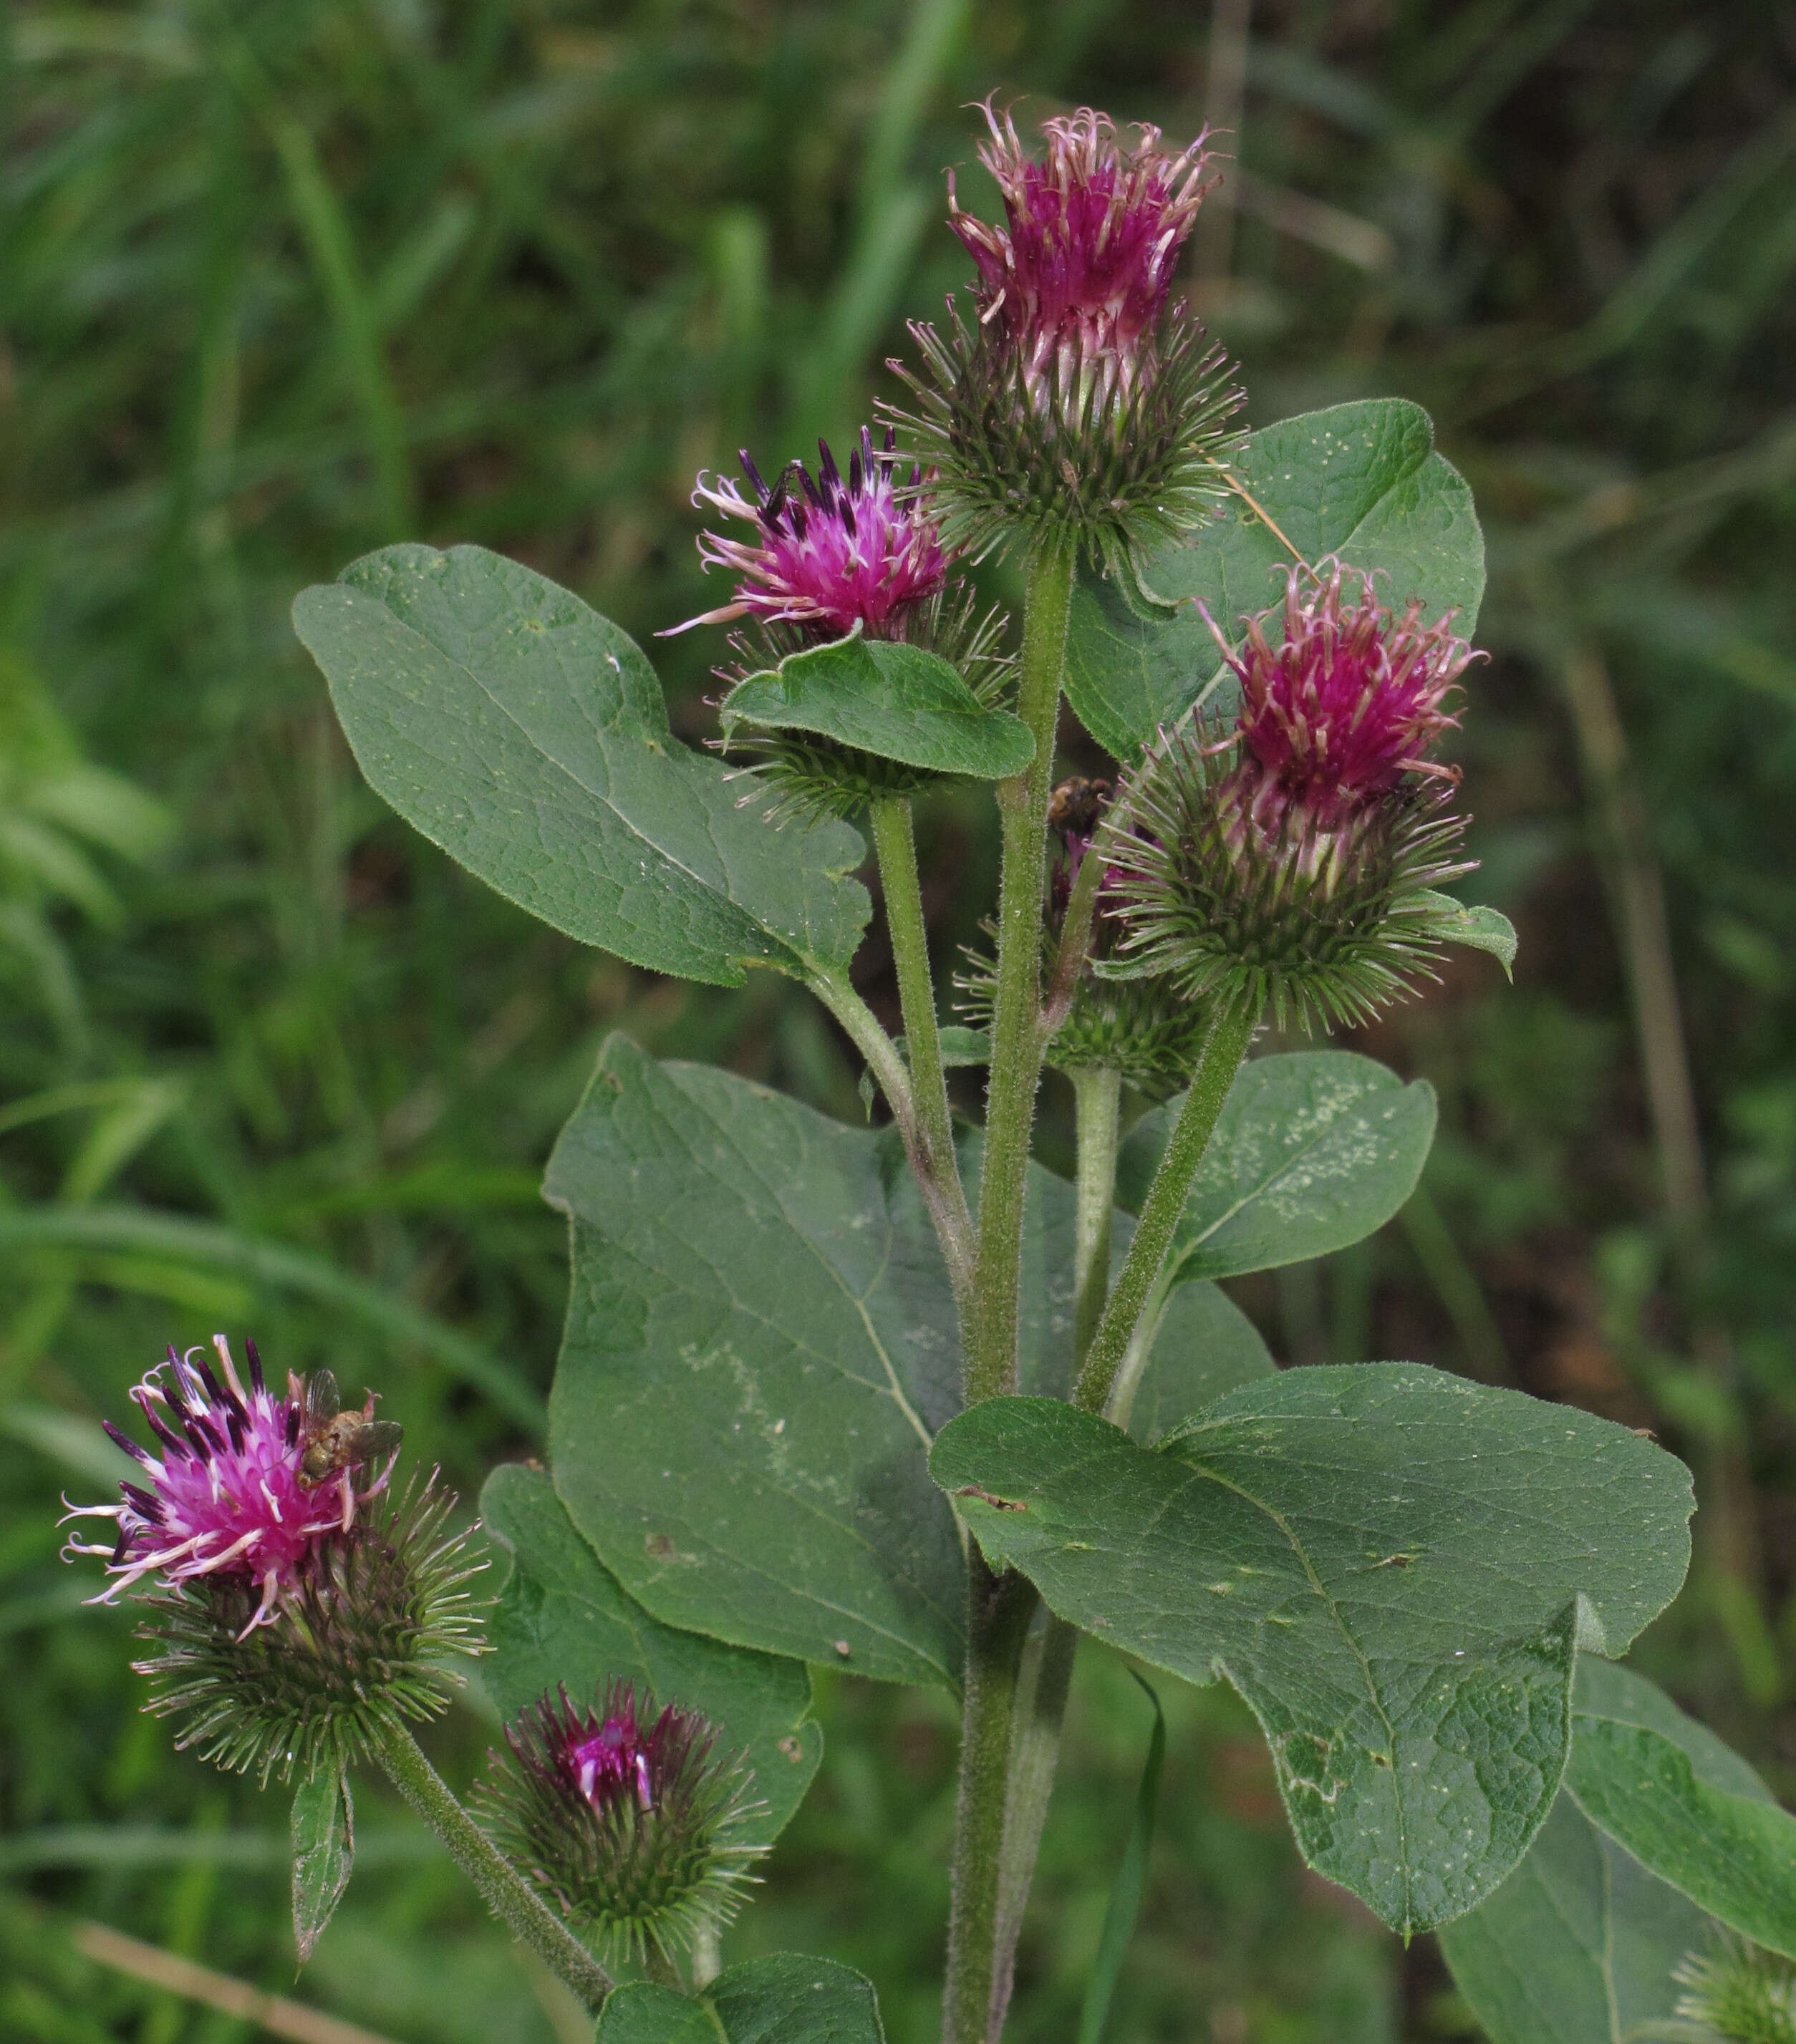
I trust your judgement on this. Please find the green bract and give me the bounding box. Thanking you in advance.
[1063,397,1485,758]
[294,544,870,986]
[930,1372,1693,1932]
[720,632,1033,781]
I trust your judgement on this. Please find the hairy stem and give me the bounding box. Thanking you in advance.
[943,1559,1038,2044]
[1075,1004,1256,1415]
[811,966,974,1305]
[988,1614,1078,2038]
[969,542,1075,1402]
[370,1720,613,2012]
[1070,1067,1124,1367]
[1040,818,1109,1038]
[870,793,963,1212]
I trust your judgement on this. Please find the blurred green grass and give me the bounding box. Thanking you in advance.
[4,1,1795,2038]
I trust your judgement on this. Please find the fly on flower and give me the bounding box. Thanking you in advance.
[62,1336,395,1638]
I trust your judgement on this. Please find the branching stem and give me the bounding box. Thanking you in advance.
[1075,1004,1256,1415]
[370,1720,613,2012]
[1070,1067,1123,1367]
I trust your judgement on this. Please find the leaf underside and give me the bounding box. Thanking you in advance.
[594,1952,886,2043]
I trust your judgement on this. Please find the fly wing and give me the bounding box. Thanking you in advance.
[304,1368,342,1428]
[354,1419,404,1461]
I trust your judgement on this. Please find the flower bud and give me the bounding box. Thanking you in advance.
[1674,1933,1796,2043]
[887,102,1245,570]
[476,1680,765,1964]
[1101,561,1480,1031]
[64,1339,483,1782]
[957,776,1212,1093]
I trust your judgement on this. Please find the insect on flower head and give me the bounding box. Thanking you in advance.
[62,1338,396,1639]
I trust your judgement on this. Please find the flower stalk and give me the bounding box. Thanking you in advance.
[370,1718,614,2012]
[1074,1002,1257,1415]
[1071,1065,1123,1367]
[968,540,1074,1403]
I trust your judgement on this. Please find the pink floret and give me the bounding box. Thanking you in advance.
[1204,560,1474,835]
[62,1336,381,1640]
[950,102,1216,411]
[670,426,948,641]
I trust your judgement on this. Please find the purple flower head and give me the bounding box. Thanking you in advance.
[669,426,950,641]
[480,1678,765,1960]
[949,101,1217,416]
[1204,560,1473,838]
[63,1337,393,1639]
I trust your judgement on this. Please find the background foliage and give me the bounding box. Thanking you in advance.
[4,1,1795,2038]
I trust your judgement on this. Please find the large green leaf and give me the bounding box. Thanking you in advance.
[546,1035,1247,1690]
[595,1954,884,2043]
[294,544,869,986]
[721,634,1033,778]
[1565,1659,1796,1959]
[1116,1053,1437,1285]
[480,1464,821,1847]
[929,1369,1692,1932]
[1063,399,1486,760]
[1437,1793,1715,2044]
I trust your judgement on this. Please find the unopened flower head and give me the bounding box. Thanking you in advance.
[887,102,1244,568]
[1674,1933,1796,2044]
[672,427,949,643]
[1101,562,1480,1032]
[478,1679,765,1963]
[958,776,1212,1095]
[950,102,1217,418]
[62,1337,392,1638]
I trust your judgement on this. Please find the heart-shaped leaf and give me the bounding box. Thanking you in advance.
[294,544,869,986]
[595,1953,884,2043]
[546,1035,1255,1688]
[1116,1052,1437,1284]
[1565,1658,1796,1959]
[722,634,1033,778]
[1063,399,1485,759]
[481,1463,821,1846]
[930,1369,1692,1932]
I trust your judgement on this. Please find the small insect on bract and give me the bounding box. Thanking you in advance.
[297,1367,402,1489]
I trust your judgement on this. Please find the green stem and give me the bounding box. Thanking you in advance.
[811,966,974,1305]
[370,1721,613,2012]
[1040,808,1111,1038]
[943,1559,1038,2044]
[988,1614,1078,2033]
[970,542,1075,1403]
[869,793,961,1209]
[1074,1004,1256,1415]
[1070,1067,1123,1368]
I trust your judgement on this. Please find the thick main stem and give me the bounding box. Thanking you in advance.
[1075,1004,1256,1415]
[969,543,1075,1403]
[870,794,960,1207]
[371,1721,614,2012]
[1070,1067,1123,1367]
[944,1559,1038,2044]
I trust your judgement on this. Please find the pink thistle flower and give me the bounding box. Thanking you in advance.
[478,1678,765,1960]
[667,426,949,641]
[949,100,1217,419]
[1203,559,1474,839]
[62,1337,392,1640]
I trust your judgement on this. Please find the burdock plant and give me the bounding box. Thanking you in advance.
[72,89,1776,2044]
